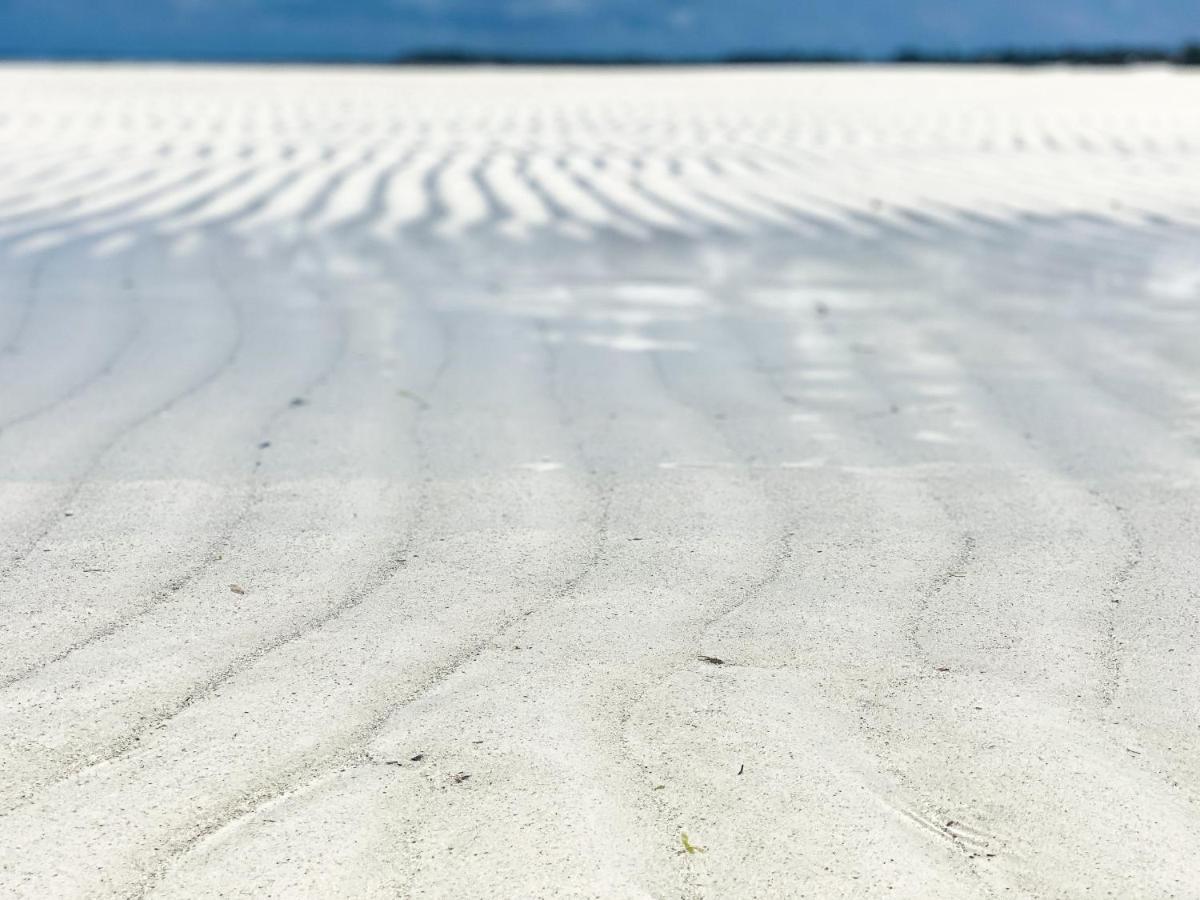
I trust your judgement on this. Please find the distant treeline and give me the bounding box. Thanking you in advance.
[890,45,1200,66]
[396,44,1200,67]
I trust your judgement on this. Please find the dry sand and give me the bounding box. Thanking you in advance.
[0,64,1199,898]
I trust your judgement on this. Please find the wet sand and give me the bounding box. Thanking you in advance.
[1,65,1199,898]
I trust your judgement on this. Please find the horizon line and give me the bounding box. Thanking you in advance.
[1,42,1198,68]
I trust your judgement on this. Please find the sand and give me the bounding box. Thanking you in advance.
[0,64,1199,898]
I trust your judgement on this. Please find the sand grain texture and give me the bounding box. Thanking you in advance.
[0,65,1199,898]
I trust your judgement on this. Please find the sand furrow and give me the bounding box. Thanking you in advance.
[2,64,1199,899]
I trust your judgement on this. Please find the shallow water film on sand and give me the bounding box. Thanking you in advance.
[0,65,1199,898]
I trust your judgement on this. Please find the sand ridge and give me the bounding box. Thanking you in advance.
[0,65,1198,898]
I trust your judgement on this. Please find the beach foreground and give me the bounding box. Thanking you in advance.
[0,65,1199,898]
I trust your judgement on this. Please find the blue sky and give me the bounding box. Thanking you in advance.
[1,0,1196,60]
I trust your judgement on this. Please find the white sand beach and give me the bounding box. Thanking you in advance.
[0,64,1199,898]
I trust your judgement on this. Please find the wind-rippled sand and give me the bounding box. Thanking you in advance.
[1,65,1199,898]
